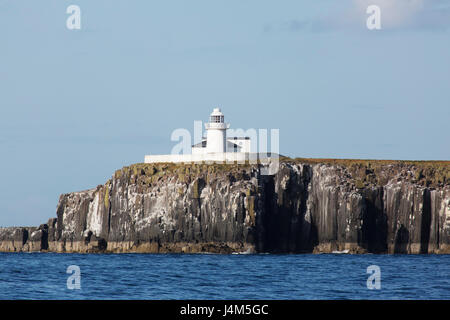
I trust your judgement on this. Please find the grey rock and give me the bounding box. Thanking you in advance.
[1,160,449,253]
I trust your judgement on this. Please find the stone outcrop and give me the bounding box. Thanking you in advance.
[1,159,449,254]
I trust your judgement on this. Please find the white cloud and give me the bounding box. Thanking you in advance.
[274,0,450,33]
[353,0,425,28]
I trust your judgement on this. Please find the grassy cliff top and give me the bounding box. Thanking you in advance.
[290,157,450,166]
[290,157,449,188]
[114,157,449,188]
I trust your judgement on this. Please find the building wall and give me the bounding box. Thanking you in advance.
[192,138,251,154]
[226,138,251,153]
[192,146,207,155]
[144,152,275,164]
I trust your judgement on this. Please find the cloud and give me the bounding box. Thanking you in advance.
[353,0,425,28]
[353,0,450,31]
[269,0,450,33]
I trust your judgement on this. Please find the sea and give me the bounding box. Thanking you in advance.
[0,253,449,300]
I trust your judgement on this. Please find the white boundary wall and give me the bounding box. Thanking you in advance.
[144,152,278,164]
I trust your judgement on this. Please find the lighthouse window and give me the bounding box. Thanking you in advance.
[211,115,223,123]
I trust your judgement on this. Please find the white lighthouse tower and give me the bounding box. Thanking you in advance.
[205,108,230,153]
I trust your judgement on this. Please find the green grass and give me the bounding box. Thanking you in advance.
[112,157,449,188]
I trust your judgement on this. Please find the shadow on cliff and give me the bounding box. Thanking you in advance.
[256,170,317,253]
[257,172,398,254]
[394,225,409,254]
[360,188,388,253]
[420,189,432,254]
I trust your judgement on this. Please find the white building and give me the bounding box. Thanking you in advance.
[144,108,276,164]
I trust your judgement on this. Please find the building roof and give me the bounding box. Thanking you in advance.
[210,108,224,116]
[191,140,207,148]
[226,141,241,148]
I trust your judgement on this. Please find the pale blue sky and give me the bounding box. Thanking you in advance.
[0,0,449,226]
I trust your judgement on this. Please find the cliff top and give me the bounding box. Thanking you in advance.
[113,157,449,189]
[291,158,449,188]
[290,157,449,166]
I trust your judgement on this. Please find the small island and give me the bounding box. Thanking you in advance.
[1,158,449,254]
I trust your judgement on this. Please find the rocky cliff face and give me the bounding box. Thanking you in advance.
[1,159,449,254]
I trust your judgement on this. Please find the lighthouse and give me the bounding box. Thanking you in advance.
[205,108,230,153]
[146,107,274,164]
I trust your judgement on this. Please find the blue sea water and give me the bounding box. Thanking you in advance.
[0,253,449,300]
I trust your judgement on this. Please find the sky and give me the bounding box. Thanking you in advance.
[0,0,449,226]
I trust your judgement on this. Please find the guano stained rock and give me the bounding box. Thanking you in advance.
[1,159,449,254]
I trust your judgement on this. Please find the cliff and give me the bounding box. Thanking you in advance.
[1,159,449,254]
